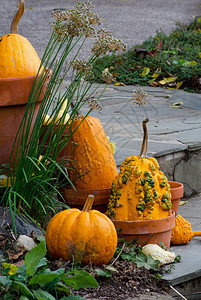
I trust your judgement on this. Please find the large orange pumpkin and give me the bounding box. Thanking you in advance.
[106,118,172,221]
[67,116,118,189]
[45,195,117,265]
[0,0,42,78]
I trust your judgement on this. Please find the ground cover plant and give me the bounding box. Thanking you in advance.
[91,17,201,92]
[0,234,172,300]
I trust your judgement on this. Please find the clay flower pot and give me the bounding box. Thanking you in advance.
[0,69,51,166]
[60,187,111,213]
[112,211,175,249]
[169,181,184,213]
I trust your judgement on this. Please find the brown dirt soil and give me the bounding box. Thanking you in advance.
[72,260,169,299]
[0,231,170,300]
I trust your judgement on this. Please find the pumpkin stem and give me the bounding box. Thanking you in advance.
[140,118,149,157]
[82,195,94,212]
[193,231,201,236]
[10,0,25,34]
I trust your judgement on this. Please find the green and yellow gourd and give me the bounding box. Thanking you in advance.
[106,118,172,221]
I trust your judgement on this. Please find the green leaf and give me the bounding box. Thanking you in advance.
[12,281,34,298]
[62,270,98,290]
[19,296,30,300]
[3,292,15,300]
[135,254,160,270]
[25,241,46,276]
[105,266,118,273]
[33,289,56,300]
[94,268,111,277]
[56,282,72,295]
[60,296,85,300]
[0,275,12,287]
[29,268,65,286]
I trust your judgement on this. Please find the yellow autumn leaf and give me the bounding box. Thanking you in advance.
[2,263,18,275]
[151,67,161,79]
[176,81,183,89]
[43,114,53,125]
[110,142,116,155]
[169,102,183,108]
[183,61,197,66]
[179,200,188,206]
[199,53,201,58]
[139,67,150,76]
[115,82,126,86]
[0,176,16,187]
[159,76,177,85]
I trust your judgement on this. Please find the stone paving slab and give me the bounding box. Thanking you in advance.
[163,194,201,287]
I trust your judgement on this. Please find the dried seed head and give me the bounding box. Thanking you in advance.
[132,87,148,106]
[102,68,116,84]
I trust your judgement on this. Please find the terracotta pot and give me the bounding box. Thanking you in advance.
[112,211,175,249]
[39,124,71,160]
[60,187,111,213]
[169,181,184,213]
[0,69,51,166]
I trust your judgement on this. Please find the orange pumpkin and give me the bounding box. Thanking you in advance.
[45,195,117,265]
[0,0,42,78]
[171,214,201,245]
[67,116,118,189]
[106,118,172,221]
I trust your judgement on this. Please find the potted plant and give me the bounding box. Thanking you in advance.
[106,119,175,249]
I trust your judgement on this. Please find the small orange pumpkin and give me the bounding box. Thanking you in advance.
[171,214,201,245]
[0,0,42,78]
[45,195,117,265]
[106,118,172,221]
[67,116,118,189]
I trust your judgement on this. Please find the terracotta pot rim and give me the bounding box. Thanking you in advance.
[60,187,112,192]
[112,211,175,235]
[0,68,51,107]
[112,210,175,224]
[60,187,111,206]
[0,68,50,82]
[168,181,184,198]
[0,74,39,82]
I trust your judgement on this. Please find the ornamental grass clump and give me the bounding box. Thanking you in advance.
[0,1,125,230]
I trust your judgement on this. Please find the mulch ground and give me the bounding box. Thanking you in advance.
[0,230,170,300]
[73,260,169,299]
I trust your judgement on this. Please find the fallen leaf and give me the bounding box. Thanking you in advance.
[149,41,162,55]
[151,67,161,79]
[139,67,150,76]
[159,76,178,85]
[149,81,159,87]
[115,82,126,86]
[169,102,183,108]
[14,260,25,267]
[179,200,188,206]
[176,81,183,89]
[7,248,25,261]
[183,61,197,67]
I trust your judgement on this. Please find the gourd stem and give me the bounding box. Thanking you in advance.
[140,118,149,157]
[10,0,25,34]
[82,195,94,212]
[193,231,201,236]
